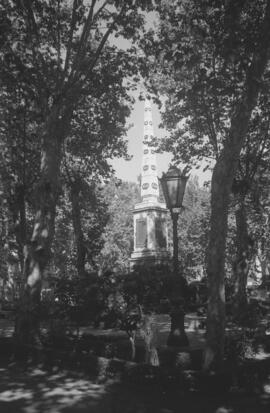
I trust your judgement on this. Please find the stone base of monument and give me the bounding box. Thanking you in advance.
[129,250,170,270]
[130,199,170,270]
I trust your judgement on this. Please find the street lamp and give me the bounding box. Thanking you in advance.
[159,165,189,347]
[159,166,189,275]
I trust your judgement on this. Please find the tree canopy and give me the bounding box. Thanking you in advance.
[141,0,270,370]
[0,0,156,343]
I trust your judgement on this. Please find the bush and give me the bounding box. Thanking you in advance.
[41,272,107,326]
[41,264,197,333]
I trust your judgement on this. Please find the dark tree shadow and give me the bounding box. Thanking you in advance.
[1,358,270,413]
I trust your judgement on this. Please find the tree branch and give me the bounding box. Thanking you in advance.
[19,0,39,37]
[70,0,111,86]
[63,0,79,77]
[202,101,219,157]
[249,118,270,181]
[70,0,98,79]
[81,2,127,86]
[15,0,48,98]
[93,0,110,22]
[57,0,61,69]
[228,0,270,151]
[64,2,126,97]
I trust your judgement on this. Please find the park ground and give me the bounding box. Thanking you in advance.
[1,315,270,413]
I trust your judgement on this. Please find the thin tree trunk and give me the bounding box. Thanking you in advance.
[258,240,270,285]
[14,184,27,273]
[205,151,259,371]
[260,255,270,285]
[16,106,28,273]
[15,105,71,347]
[70,182,86,278]
[233,199,250,319]
[0,213,9,303]
[204,150,232,371]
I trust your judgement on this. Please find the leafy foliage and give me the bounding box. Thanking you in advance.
[98,178,141,274]
[0,0,152,285]
[50,179,109,278]
[142,0,270,166]
[177,176,210,280]
[0,74,41,274]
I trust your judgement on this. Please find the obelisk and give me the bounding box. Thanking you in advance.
[130,98,169,269]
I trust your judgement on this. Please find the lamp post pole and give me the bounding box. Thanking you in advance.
[171,210,179,276]
[159,166,190,348]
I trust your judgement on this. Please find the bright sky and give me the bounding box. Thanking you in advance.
[111,97,212,186]
[109,8,212,187]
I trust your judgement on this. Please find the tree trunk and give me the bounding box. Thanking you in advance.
[70,182,86,278]
[204,142,262,371]
[14,184,27,274]
[260,254,270,285]
[258,240,270,285]
[203,2,270,371]
[204,151,260,371]
[232,199,250,319]
[15,105,72,347]
[204,151,232,371]
[0,213,9,303]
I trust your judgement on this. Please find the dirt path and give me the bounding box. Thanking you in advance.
[0,361,270,413]
[1,316,270,412]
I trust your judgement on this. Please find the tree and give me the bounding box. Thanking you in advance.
[0,75,42,305]
[1,0,153,344]
[142,0,270,370]
[62,89,132,277]
[98,178,141,274]
[0,84,40,274]
[177,176,210,281]
[50,179,108,279]
[231,100,270,319]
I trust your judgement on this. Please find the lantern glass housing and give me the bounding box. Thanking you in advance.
[159,166,188,210]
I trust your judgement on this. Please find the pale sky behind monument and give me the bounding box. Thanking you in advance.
[110,13,212,187]
[111,96,212,186]
[111,96,172,185]
[109,11,174,185]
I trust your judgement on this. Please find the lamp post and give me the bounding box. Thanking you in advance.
[159,166,189,275]
[159,166,189,347]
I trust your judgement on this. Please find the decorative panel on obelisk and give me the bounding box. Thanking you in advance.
[130,99,169,269]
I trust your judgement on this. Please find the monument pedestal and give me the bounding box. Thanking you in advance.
[129,199,170,269]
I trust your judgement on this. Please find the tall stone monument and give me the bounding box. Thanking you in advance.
[130,99,169,268]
